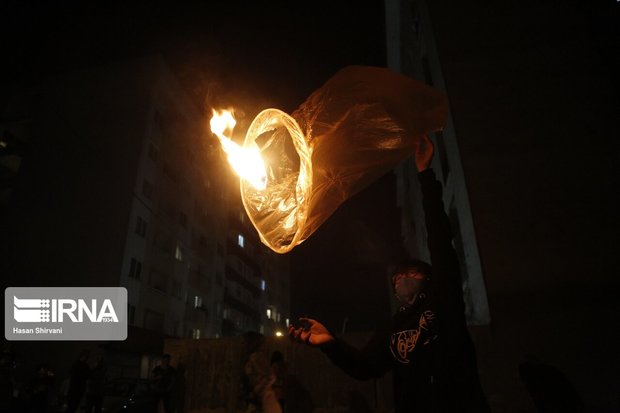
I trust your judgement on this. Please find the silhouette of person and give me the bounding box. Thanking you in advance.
[270,350,313,413]
[28,363,54,413]
[242,332,281,413]
[270,351,287,408]
[289,135,490,412]
[152,354,176,413]
[66,349,90,413]
[84,355,106,413]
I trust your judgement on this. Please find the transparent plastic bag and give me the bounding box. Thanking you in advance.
[241,66,448,253]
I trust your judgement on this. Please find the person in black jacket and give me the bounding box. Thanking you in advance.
[289,134,490,412]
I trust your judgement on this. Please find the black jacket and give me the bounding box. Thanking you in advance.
[321,169,490,412]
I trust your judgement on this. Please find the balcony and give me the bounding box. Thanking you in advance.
[223,291,260,323]
[226,239,260,275]
[225,266,261,297]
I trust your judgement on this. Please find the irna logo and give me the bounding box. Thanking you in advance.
[6,287,127,341]
[13,296,119,323]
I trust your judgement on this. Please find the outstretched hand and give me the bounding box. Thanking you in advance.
[415,134,435,172]
[288,317,335,347]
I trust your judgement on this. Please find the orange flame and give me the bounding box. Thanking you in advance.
[209,109,267,190]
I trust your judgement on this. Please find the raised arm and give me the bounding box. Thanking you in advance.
[415,135,467,330]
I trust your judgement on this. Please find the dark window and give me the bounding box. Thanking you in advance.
[171,280,182,299]
[129,258,142,280]
[163,163,179,184]
[149,269,168,293]
[135,216,147,238]
[144,309,164,331]
[142,180,153,200]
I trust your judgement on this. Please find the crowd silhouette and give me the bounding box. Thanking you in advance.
[0,345,167,413]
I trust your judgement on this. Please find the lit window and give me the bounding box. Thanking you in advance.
[192,328,201,339]
[175,245,183,261]
[238,234,244,248]
[260,279,266,291]
[194,296,202,308]
[285,318,290,327]
[266,308,272,319]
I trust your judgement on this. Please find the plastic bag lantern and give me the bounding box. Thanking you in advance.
[236,65,448,254]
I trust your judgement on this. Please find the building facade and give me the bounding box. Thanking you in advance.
[386,0,490,325]
[223,202,291,337]
[0,56,291,377]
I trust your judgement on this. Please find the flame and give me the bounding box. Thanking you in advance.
[209,109,267,190]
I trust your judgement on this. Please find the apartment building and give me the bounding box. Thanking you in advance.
[0,56,291,376]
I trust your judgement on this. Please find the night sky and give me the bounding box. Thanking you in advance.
[1,1,618,333]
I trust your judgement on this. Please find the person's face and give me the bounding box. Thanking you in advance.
[392,270,425,303]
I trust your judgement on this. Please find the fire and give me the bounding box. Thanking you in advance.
[209,109,267,190]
